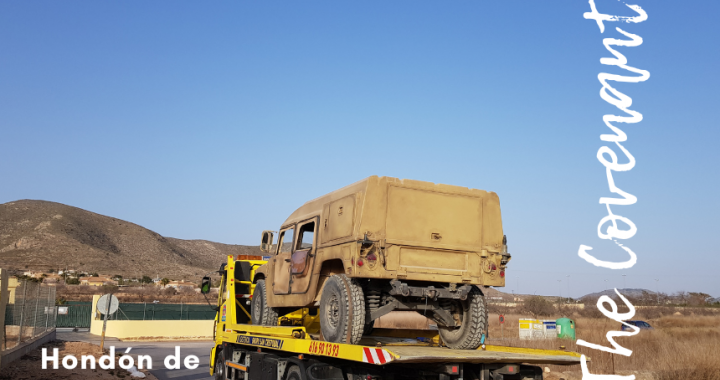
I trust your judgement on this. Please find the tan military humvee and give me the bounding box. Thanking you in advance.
[251,176,510,349]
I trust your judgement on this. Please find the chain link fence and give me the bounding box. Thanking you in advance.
[3,280,57,351]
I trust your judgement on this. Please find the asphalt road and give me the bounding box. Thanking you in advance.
[56,330,214,380]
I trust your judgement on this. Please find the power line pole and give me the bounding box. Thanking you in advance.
[557,279,562,301]
[566,275,570,303]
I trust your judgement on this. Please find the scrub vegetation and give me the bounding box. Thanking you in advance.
[485,313,720,380]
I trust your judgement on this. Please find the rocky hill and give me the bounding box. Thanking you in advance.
[0,200,263,279]
[580,288,657,301]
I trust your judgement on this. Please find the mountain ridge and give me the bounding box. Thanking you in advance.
[0,199,262,279]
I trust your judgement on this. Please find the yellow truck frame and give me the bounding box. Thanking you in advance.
[202,256,584,380]
[228,256,320,332]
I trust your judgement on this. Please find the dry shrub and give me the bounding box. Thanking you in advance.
[56,284,214,304]
[555,304,580,318]
[683,307,720,316]
[652,315,719,329]
[522,296,556,317]
[578,304,604,318]
[487,302,515,316]
[635,306,668,319]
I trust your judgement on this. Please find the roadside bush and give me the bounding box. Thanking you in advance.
[487,303,519,315]
[521,296,556,317]
[578,304,604,318]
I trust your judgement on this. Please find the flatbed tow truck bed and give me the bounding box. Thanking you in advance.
[205,257,583,380]
[212,324,583,380]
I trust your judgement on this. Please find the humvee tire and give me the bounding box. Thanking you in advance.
[437,286,487,349]
[320,274,365,344]
[251,279,279,326]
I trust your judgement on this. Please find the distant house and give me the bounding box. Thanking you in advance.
[166,280,196,290]
[23,271,43,278]
[79,277,117,286]
[42,274,62,283]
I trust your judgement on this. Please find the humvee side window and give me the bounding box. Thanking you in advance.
[279,228,295,254]
[297,222,315,250]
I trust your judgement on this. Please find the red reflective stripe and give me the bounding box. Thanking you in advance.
[375,349,386,364]
[363,347,373,363]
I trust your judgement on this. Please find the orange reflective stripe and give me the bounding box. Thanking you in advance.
[226,361,247,371]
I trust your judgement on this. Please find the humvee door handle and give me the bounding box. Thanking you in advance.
[285,259,291,262]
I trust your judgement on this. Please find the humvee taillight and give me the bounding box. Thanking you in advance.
[366,253,377,262]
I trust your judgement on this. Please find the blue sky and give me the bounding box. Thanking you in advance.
[1,1,718,297]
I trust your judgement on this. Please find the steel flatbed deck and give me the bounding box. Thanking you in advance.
[213,324,582,379]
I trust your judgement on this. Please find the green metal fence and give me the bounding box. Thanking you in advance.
[112,303,216,320]
[56,302,92,328]
[10,301,216,330]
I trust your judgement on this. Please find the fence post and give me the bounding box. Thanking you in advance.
[143,302,146,321]
[17,281,28,345]
[0,269,8,356]
[32,283,41,338]
[180,301,182,320]
[45,286,51,331]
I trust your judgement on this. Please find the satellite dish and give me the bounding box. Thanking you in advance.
[97,294,119,315]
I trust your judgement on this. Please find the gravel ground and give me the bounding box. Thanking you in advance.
[0,340,158,380]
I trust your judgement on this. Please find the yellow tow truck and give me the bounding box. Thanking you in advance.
[201,255,584,380]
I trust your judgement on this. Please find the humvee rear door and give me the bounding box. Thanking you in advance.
[385,186,483,276]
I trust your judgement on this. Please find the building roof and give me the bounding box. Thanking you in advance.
[79,276,114,282]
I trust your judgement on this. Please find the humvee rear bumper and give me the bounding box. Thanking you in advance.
[388,280,473,300]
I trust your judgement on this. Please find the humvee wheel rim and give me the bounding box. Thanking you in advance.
[326,293,340,328]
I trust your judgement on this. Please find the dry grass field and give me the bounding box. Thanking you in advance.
[372,310,720,379]
[486,313,720,380]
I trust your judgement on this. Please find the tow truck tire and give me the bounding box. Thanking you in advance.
[252,279,279,326]
[285,365,302,380]
[213,348,224,380]
[320,274,365,345]
[437,286,487,349]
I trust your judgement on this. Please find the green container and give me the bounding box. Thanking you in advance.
[556,318,576,340]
